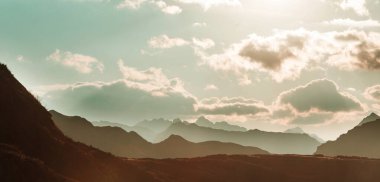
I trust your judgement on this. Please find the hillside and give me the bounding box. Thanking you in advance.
[316,118,380,159]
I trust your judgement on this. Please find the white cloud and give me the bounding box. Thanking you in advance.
[324,18,380,28]
[364,85,380,102]
[154,1,182,14]
[148,35,190,49]
[176,0,241,10]
[16,55,25,62]
[192,38,215,49]
[197,29,380,82]
[47,49,104,74]
[117,0,147,9]
[118,60,191,97]
[338,0,369,16]
[197,97,268,116]
[192,22,207,27]
[204,84,218,91]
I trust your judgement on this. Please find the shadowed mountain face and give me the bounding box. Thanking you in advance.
[3,63,380,182]
[0,64,155,181]
[156,122,321,154]
[316,117,380,159]
[51,111,269,158]
[195,116,247,132]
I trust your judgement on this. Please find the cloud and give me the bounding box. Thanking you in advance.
[204,84,218,91]
[364,85,380,101]
[47,49,104,74]
[197,97,269,116]
[192,22,207,27]
[148,35,190,49]
[154,1,182,14]
[278,79,363,113]
[338,0,369,16]
[291,112,333,125]
[117,0,146,9]
[324,18,380,28]
[148,35,216,50]
[192,38,215,49]
[197,29,380,82]
[197,29,311,82]
[43,60,196,123]
[327,30,380,70]
[117,0,239,12]
[175,0,241,10]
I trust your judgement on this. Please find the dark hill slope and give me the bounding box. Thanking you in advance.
[316,119,380,158]
[0,64,155,182]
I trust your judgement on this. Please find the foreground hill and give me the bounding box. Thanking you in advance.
[2,63,380,182]
[138,154,380,182]
[316,116,380,159]
[0,64,155,181]
[51,111,268,158]
[157,122,321,154]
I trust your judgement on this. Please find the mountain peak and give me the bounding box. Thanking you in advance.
[359,112,380,126]
[284,127,305,134]
[161,135,189,144]
[196,116,211,123]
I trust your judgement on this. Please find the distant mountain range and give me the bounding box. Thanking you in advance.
[156,122,321,154]
[195,116,247,132]
[92,120,157,142]
[316,113,380,159]
[95,116,320,154]
[284,127,325,143]
[51,110,268,158]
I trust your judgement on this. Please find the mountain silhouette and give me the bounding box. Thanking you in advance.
[284,127,325,143]
[358,112,380,126]
[195,116,247,131]
[316,115,380,159]
[92,120,157,142]
[284,127,305,134]
[2,63,380,182]
[156,122,321,154]
[51,111,268,158]
[0,64,155,181]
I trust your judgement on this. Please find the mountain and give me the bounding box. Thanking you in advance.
[284,127,305,134]
[0,64,155,181]
[92,120,157,142]
[195,116,247,132]
[315,118,380,159]
[134,118,173,134]
[284,127,325,143]
[358,112,380,126]
[51,111,268,158]
[3,63,380,182]
[156,122,321,154]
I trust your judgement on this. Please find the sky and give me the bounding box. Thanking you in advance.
[1,0,380,140]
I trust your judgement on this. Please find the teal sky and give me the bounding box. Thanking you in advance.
[1,0,380,140]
